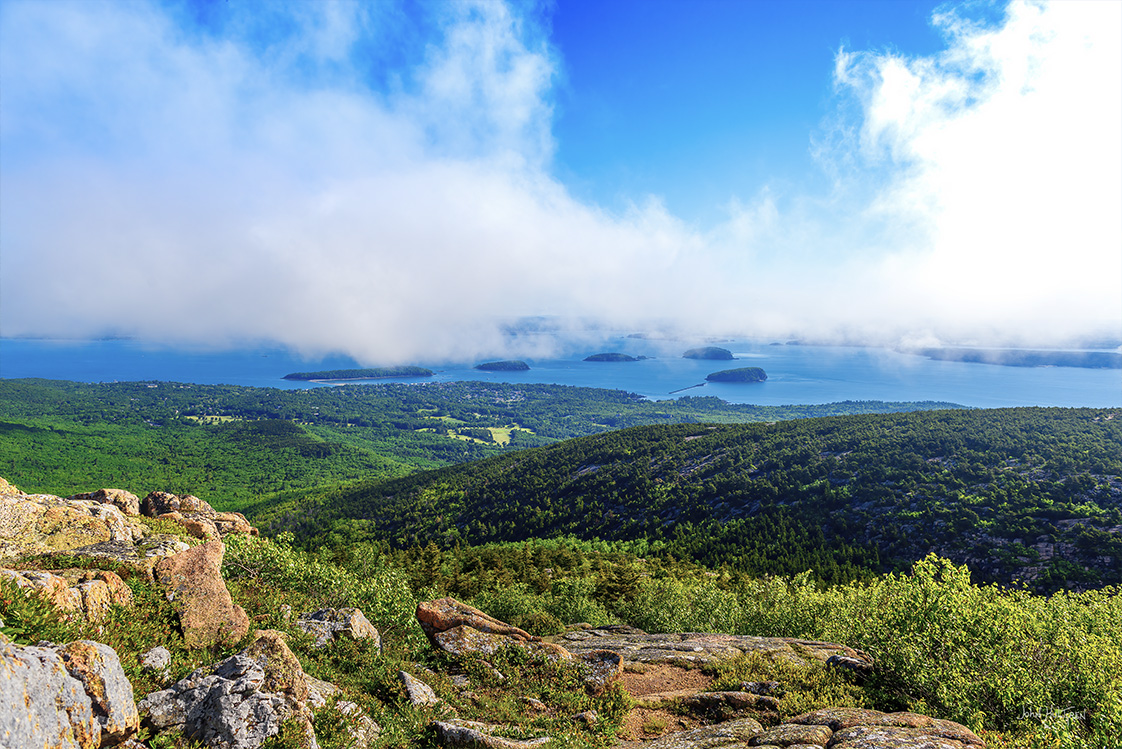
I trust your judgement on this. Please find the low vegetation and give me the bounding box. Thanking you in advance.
[4,533,1118,747]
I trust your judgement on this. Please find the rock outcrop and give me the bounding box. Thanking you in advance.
[1,636,139,749]
[0,484,188,574]
[551,629,873,672]
[1,567,134,622]
[154,539,249,648]
[143,491,258,540]
[613,708,986,748]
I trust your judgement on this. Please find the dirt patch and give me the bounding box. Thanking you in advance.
[621,664,714,697]
[618,665,716,741]
[619,707,705,741]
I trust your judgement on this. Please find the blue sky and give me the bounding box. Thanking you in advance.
[550,0,948,222]
[1,0,1119,362]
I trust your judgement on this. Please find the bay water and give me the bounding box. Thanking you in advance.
[1,337,1118,408]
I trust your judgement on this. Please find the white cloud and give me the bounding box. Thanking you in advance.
[1,0,1118,363]
[831,0,1121,343]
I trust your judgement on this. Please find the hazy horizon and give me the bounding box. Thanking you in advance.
[2,0,1119,365]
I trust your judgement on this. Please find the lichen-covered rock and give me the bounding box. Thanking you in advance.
[619,717,765,748]
[0,476,21,496]
[433,624,571,661]
[551,631,873,672]
[575,649,622,694]
[1,639,100,749]
[154,539,249,648]
[297,607,381,649]
[681,690,781,715]
[749,722,832,746]
[417,597,537,642]
[139,630,317,749]
[1,568,133,622]
[142,491,258,539]
[0,492,143,561]
[829,724,984,748]
[431,719,551,748]
[56,640,140,745]
[400,670,442,707]
[68,489,142,517]
[157,511,219,539]
[143,491,216,516]
[141,646,172,678]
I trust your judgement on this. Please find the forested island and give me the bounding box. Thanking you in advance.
[584,353,648,362]
[474,360,530,371]
[282,366,433,381]
[917,347,1122,369]
[706,367,767,382]
[683,346,734,360]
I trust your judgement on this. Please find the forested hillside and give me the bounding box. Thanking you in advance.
[0,378,960,508]
[270,408,1122,591]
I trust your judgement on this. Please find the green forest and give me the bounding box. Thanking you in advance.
[0,378,960,506]
[265,408,1122,592]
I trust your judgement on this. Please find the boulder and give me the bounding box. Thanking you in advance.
[296,607,381,649]
[400,670,442,707]
[417,597,537,642]
[418,598,572,662]
[1,640,100,749]
[1,637,138,749]
[143,491,216,516]
[431,719,551,748]
[433,624,571,661]
[68,489,141,517]
[157,511,219,540]
[139,630,317,749]
[613,709,986,749]
[56,640,140,745]
[141,646,172,679]
[749,722,833,745]
[789,708,985,747]
[1,492,140,559]
[154,539,249,648]
[0,476,21,496]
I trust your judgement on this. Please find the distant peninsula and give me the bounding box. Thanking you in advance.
[917,348,1122,369]
[683,346,734,360]
[706,367,768,383]
[584,353,649,362]
[283,366,433,381]
[474,360,530,371]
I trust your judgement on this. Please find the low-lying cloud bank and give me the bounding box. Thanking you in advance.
[1,0,1118,363]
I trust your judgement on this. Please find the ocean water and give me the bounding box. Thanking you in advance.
[0,337,1118,408]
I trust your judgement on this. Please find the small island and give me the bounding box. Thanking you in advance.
[683,346,734,360]
[283,366,433,381]
[918,348,1122,369]
[474,360,530,371]
[584,353,649,362]
[706,367,768,383]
